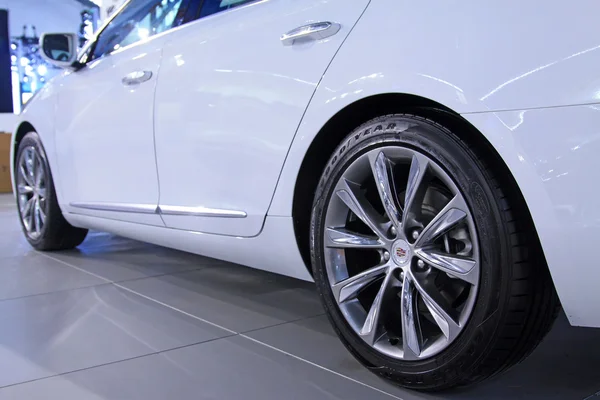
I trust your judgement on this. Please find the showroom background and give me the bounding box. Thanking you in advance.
[0,0,125,131]
[0,0,125,192]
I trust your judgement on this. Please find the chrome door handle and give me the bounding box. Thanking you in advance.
[281,22,341,46]
[121,70,152,86]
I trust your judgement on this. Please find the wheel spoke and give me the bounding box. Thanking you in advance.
[325,227,384,249]
[37,186,47,199]
[19,162,34,187]
[38,201,47,225]
[369,151,402,227]
[17,184,33,194]
[25,148,36,184]
[332,264,389,304]
[400,275,421,359]
[416,250,478,285]
[411,273,461,341]
[360,271,393,345]
[20,196,33,216]
[414,195,468,248]
[336,178,387,239]
[27,199,35,233]
[34,154,43,187]
[34,199,42,234]
[402,153,429,227]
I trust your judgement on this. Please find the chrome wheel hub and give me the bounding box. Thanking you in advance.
[324,146,479,360]
[16,146,48,239]
[391,239,411,265]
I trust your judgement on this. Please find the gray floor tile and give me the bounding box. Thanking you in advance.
[0,232,36,259]
[3,190,599,399]
[0,193,16,210]
[120,265,324,333]
[0,254,106,300]
[0,335,398,400]
[247,312,600,399]
[0,284,231,388]
[246,314,427,400]
[48,231,226,282]
[0,208,21,233]
[0,208,36,259]
[0,216,21,234]
[450,313,600,400]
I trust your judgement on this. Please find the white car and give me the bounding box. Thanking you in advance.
[11,0,600,391]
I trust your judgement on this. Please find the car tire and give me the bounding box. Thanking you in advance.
[15,131,88,251]
[310,114,560,391]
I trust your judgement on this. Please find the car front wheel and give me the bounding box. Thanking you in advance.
[15,131,88,250]
[310,114,559,390]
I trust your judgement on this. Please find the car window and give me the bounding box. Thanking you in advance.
[91,0,187,60]
[199,0,255,18]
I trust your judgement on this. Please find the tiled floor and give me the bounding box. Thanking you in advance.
[1,193,599,400]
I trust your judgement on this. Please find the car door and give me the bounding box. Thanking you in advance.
[153,0,371,237]
[55,0,193,226]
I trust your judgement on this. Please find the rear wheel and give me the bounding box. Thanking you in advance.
[310,114,559,390]
[15,132,88,250]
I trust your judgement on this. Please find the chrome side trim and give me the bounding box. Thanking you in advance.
[70,202,158,214]
[158,205,247,218]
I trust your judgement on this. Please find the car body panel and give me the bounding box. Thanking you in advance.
[11,78,63,202]
[269,0,600,215]
[268,0,600,327]
[463,105,600,327]
[54,36,170,226]
[65,212,313,281]
[152,0,370,237]
[10,0,600,327]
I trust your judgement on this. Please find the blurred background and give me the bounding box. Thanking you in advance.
[0,0,126,131]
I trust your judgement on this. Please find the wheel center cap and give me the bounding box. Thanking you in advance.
[391,239,411,265]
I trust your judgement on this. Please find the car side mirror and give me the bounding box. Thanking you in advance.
[39,33,79,68]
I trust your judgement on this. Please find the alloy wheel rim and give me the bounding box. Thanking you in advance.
[323,145,480,360]
[17,146,48,239]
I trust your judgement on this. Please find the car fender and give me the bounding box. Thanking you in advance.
[269,0,600,326]
[270,0,600,216]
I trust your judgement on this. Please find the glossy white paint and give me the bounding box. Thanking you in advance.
[10,0,600,327]
[269,0,600,216]
[65,213,313,281]
[463,105,600,327]
[11,78,64,202]
[54,36,170,226]
[153,0,370,237]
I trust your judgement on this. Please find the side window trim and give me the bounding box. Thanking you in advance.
[183,0,204,23]
[80,0,194,65]
[77,0,133,64]
[187,0,259,23]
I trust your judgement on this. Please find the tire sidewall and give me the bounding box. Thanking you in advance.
[310,115,511,385]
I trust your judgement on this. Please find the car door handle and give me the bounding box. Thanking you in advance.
[281,22,341,46]
[121,70,152,86]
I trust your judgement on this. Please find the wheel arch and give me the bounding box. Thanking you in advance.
[11,119,66,208]
[12,121,36,166]
[10,121,37,192]
[290,93,545,277]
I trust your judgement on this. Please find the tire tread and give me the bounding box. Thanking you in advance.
[464,139,560,385]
